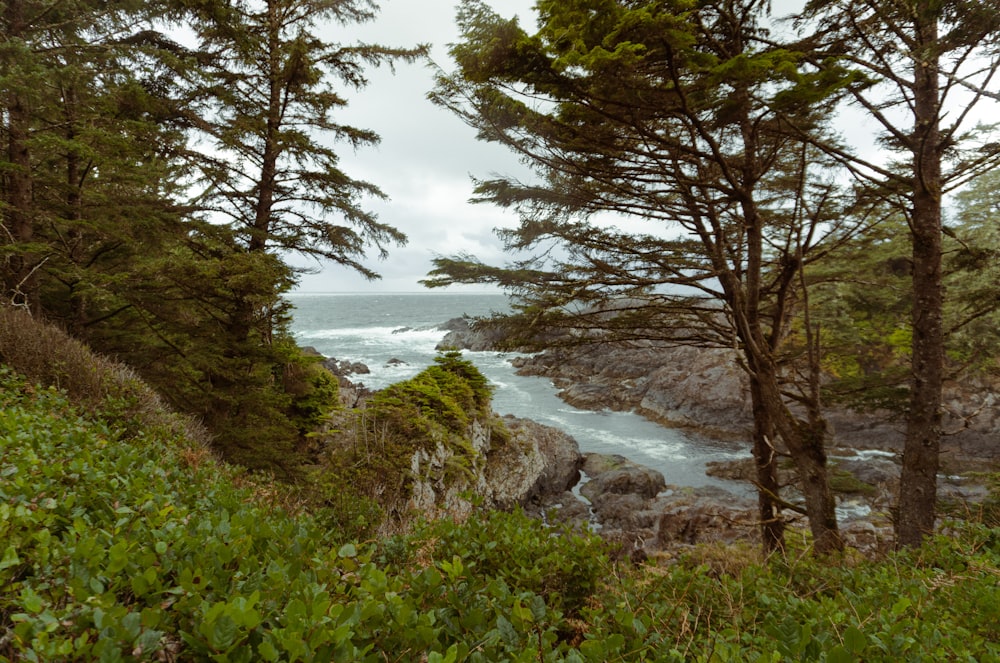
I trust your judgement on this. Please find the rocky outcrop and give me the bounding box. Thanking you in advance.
[437,317,511,352]
[406,415,584,521]
[579,453,666,502]
[501,416,583,499]
[510,341,1000,467]
[510,343,754,438]
[526,452,762,560]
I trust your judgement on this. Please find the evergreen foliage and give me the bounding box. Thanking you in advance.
[800,0,1000,547]
[1,0,414,472]
[809,170,1000,414]
[427,0,865,553]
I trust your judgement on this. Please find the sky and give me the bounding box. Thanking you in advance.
[297,0,816,294]
[292,0,537,293]
[292,0,993,294]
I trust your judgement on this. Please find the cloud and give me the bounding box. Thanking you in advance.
[295,0,536,292]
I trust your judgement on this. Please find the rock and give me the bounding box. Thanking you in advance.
[321,357,371,376]
[408,437,484,522]
[515,339,1000,464]
[591,493,657,530]
[503,416,583,496]
[483,423,547,510]
[385,358,407,366]
[436,317,510,351]
[580,453,666,502]
[335,378,371,408]
[651,487,758,548]
[840,521,892,558]
[438,317,471,332]
[832,454,900,488]
[637,346,752,433]
[406,415,586,516]
[528,491,593,531]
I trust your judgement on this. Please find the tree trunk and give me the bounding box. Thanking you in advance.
[750,381,786,555]
[735,171,840,555]
[898,6,943,548]
[753,361,842,555]
[230,0,283,346]
[2,0,39,314]
[727,270,841,555]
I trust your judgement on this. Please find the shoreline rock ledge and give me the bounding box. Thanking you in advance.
[437,320,1000,467]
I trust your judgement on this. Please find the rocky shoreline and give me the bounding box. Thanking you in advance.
[311,315,999,557]
[434,318,1000,555]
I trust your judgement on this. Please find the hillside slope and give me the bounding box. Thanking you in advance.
[3,310,1000,661]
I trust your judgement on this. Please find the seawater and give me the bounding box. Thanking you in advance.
[288,292,750,492]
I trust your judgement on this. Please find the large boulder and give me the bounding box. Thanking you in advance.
[408,415,585,517]
[652,486,758,548]
[504,416,583,495]
[580,453,666,503]
[482,422,547,509]
[637,346,751,433]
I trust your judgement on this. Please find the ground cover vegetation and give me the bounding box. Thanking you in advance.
[423,0,1000,551]
[3,338,1000,660]
[4,0,1000,654]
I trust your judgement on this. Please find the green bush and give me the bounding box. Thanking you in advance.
[3,362,1000,662]
[317,351,505,531]
[427,509,608,618]
[0,367,581,661]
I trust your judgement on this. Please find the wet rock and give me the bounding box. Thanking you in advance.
[528,491,593,531]
[504,416,583,496]
[512,338,1000,464]
[832,454,900,488]
[436,317,511,351]
[321,356,371,376]
[580,453,666,502]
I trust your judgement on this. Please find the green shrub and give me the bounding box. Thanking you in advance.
[3,364,1000,662]
[317,351,503,531]
[0,304,210,446]
[427,509,609,618]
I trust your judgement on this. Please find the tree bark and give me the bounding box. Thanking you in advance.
[2,0,39,313]
[898,5,943,548]
[750,381,786,555]
[726,267,842,555]
[752,354,842,554]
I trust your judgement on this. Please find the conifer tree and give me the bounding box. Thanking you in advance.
[179,0,422,299]
[427,0,863,554]
[800,0,1000,547]
[141,0,425,469]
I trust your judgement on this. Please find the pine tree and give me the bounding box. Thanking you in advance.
[800,0,1000,547]
[426,0,864,554]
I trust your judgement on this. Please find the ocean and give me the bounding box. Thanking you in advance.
[288,292,750,492]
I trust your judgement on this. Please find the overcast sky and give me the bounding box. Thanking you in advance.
[298,0,819,293]
[291,0,537,293]
[293,0,992,293]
